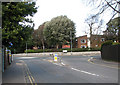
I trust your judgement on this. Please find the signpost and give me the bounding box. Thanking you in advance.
[54,54,58,62]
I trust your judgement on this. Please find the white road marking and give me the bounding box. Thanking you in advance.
[53,63,62,66]
[61,62,66,66]
[71,67,100,77]
[20,57,36,59]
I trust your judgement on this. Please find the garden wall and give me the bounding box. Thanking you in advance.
[101,45,120,62]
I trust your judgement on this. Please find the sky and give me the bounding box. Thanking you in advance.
[32,0,113,37]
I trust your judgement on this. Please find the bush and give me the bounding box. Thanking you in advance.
[25,48,91,53]
[90,48,101,51]
[25,47,102,53]
[112,42,120,45]
[101,40,113,47]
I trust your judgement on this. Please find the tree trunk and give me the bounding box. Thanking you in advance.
[56,45,59,49]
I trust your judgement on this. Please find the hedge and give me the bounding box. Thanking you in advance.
[25,48,101,53]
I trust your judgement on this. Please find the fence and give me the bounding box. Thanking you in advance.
[101,44,120,62]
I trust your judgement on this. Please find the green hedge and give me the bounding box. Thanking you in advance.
[101,40,113,47]
[25,48,101,53]
[101,40,120,48]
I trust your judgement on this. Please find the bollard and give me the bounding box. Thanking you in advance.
[54,54,58,62]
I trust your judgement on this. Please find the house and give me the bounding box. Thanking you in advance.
[77,35,88,48]
[90,35,105,48]
[62,41,70,48]
[77,35,105,48]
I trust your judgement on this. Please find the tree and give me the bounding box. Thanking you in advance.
[32,22,47,49]
[43,15,76,49]
[104,17,120,42]
[2,2,37,52]
[86,0,120,18]
[85,0,120,43]
[37,22,46,49]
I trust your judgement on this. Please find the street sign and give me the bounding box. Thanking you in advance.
[54,54,58,61]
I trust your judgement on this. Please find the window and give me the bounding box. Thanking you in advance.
[101,38,105,42]
[94,38,97,40]
[81,39,86,43]
[95,45,98,47]
[81,45,86,48]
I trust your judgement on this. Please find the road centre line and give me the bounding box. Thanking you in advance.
[71,67,100,77]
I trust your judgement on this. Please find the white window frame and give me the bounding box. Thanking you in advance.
[101,38,105,42]
[81,39,86,43]
[81,45,86,48]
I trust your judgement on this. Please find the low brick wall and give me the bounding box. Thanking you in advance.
[13,51,101,57]
[101,45,120,62]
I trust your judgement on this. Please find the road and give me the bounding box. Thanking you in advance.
[2,54,119,84]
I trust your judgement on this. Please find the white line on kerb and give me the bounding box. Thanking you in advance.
[71,67,99,77]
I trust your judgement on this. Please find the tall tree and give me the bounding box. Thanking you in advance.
[104,17,120,42]
[43,15,76,49]
[37,22,46,49]
[2,2,37,52]
[86,0,120,18]
[32,22,46,49]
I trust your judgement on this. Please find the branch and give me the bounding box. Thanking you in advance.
[105,0,120,13]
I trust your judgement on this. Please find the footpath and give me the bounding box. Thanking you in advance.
[2,59,26,84]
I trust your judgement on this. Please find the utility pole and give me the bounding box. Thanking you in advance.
[70,31,72,55]
[26,42,27,55]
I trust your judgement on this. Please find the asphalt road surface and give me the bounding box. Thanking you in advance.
[2,54,119,84]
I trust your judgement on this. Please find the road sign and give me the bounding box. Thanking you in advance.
[54,54,58,61]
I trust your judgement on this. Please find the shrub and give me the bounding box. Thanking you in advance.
[25,48,91,53]
[101,40,113,47]
[112,42,120,45]
[90,48,101,51]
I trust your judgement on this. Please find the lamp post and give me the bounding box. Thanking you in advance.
[70,31,72,55]
[26,42,27,55]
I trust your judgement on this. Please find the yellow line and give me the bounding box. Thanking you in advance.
[88,58,120,69]
[26,63,37,85]
[26,71,33,85]
[21,60,37,85]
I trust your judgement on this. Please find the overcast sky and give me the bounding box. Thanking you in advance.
[32,0,113,37]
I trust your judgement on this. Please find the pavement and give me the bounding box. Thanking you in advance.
[88,57,120,69]
[2,59,26,83]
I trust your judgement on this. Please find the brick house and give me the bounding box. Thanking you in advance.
[90,35,105,48]
[62,41,70,48]
[77,35,105,48]
[77,35,88,48]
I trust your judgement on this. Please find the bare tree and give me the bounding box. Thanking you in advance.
[85,14,103,35]
[86,0,120,22]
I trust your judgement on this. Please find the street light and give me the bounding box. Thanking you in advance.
[26,42,27,55]
[70,31,72,55]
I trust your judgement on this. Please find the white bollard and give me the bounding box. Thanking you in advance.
[54,54,58,62]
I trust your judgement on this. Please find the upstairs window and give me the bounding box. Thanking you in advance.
[81,39,86,43]
[101,38,105,42]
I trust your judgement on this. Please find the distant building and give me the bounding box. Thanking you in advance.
[62,45,70,48]
[77,35,88,48]
[77,35,105,48]
[62,41,70,48]
[90,35,105,48]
